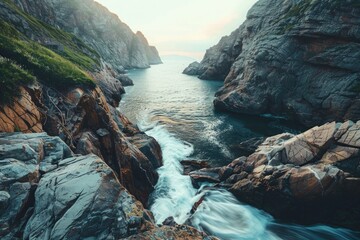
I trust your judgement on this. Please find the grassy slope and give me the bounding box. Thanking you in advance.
[0,0,101,105]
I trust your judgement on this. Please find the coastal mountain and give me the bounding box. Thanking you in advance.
[184,0,360,127]
[12,0,162,72]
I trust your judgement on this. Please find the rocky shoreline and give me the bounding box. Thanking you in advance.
[186,121,360,230]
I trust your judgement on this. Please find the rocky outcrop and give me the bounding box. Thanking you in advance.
[0,80,162,206]
[188,121,360,230]
[0,133,211,239]
[0,1,162,203]
[184,0,360,126]
[12,0,162,72]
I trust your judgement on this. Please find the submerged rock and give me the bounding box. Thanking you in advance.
[184,0,360,126]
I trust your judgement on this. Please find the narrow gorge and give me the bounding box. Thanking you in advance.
[1,0,360,239]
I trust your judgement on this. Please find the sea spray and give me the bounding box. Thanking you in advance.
[138,112,197,224]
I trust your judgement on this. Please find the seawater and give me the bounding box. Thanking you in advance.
[119,56,360,240]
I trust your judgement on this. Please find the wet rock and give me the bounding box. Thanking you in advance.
[218,166,233,181]
[181,160,210,175]
[214,121,360,229]
[189,168,221,185]
[128,133,163,169]
[230,137,266,157]
[225,172,248,184]
[162,216,176,226]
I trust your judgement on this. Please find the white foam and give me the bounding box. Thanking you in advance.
[139,111,360,240]
[138,114,197,224]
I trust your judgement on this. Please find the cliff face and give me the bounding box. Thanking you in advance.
[184,0,360,127]
[12,0,162,72]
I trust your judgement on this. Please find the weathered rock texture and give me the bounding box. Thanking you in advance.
[188,121,360,230]
[0,0,163,205]
[184,0,360,127]
[0,133,211,239]
[12,0,162,72]
[0,87,42,133]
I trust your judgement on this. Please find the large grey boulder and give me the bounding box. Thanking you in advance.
[24,154,149,240]
[184,0,360,126]
[0,133,73,239]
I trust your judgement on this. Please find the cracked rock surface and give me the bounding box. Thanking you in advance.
[188,121,360,230]
[184,0,360,126]
[0,133,213,239]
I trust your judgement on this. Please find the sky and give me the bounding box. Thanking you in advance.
[95,0,258,60]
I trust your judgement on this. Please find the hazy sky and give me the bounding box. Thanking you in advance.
[95,0,258,60]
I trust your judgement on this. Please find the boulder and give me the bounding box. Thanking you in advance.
[24,154,152,239]
[189,168,221,185]
[180,160,210,175]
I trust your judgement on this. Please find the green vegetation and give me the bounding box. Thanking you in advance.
[2,0,100,70]
[0,59,35,105]
[0,34,96,90]
[0,0,102,105]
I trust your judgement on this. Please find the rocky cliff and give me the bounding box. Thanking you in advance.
[0,2,214,239]
[12,0,162,72]
[184,0,360,127]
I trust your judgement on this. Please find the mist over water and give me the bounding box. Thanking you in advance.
[119,56,360,240]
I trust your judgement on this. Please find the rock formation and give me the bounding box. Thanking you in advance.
[188,121,360,230]
[12,0,162,72]
[0,133,213,239]
[0,1,216,239]
[184,0,360,127]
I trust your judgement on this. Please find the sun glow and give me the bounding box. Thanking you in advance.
[95,0,258,60]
